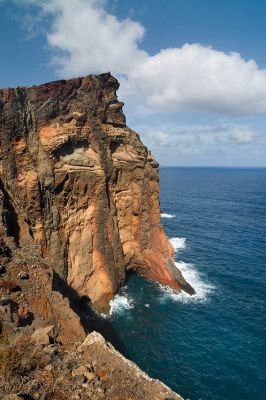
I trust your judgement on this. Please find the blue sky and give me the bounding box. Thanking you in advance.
[1,0,266,166]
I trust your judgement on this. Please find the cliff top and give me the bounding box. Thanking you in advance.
[0,72,126,127]
[0,72,116,92]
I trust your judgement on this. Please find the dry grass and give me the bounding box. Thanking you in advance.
[0,338,33,378]
[0,347,25,377]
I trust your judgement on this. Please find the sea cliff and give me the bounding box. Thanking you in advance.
[0,74,192,399]
[0,73,194,315]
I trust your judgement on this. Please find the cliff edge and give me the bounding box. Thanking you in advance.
[0,73,194,314]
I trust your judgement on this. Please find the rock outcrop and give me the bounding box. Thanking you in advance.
[0,237,86,344]
[0,73,194,313]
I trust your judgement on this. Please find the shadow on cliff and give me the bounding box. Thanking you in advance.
[52,272,127,354]
[0,180,20,245]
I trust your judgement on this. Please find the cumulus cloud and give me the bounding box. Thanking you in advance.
[15,0,266,116]
[122,46,266,115]
[19,0,146,75]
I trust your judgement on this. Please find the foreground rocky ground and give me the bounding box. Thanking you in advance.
[0,238,182,400]
[1,331,182,400]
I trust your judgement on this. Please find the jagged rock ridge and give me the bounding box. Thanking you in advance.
[0,73,194,313]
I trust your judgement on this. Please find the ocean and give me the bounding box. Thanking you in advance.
[88,167,266,400]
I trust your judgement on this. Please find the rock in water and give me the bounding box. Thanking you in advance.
[0,73,194,313]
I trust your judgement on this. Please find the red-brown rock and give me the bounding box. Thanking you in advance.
[0,73,194,313]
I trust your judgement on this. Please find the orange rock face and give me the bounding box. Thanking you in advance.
[0,73,194,313]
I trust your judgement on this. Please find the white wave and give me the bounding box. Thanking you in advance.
[109,293,134,315]
[160,261,215,304]
[161,213,176,218]
[170,237,186,252]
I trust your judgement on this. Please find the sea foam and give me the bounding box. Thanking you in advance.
[169,237,186,251]
[109,293,134,315]
[160,261,215,304]
[161,237,215,303]
[161,213,176,218]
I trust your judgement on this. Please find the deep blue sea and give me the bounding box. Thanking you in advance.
[89,167,266,400]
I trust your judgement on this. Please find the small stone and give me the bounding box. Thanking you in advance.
[96,387,105,396]
[72,366,87,377]
[43,345,58,356]
[72,366,96,381]
[85,363,94,372]
[31,325,55,345]
[77,331,105,352]
[44,364,53,371]
[18,271,29,280]
[72,374,85,386]
[85,371,96,381]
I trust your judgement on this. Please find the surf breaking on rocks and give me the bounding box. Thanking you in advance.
[160,236,215,303]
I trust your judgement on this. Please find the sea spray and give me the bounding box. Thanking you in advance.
[162,237,216,303]
[160,261,215,304]
[109,293,134,315]
[169,237,186,251]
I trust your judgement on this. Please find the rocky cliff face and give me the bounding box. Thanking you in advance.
[0,73,194,313]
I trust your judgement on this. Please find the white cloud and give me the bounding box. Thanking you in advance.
[140,122,258,149]
[148,131,170,146]
[16,0,266,116]
[229,128,257,144]
[20,0,146,75]
[137,121,264,165]
[122,46,266,115]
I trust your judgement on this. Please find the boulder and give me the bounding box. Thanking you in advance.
[31,325,56,345]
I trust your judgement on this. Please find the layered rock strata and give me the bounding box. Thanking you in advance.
[0,73,194,313]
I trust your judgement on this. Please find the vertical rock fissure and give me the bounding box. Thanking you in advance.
[0,179,20,245]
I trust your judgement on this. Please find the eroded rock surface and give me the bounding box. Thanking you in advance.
[0,73,194,313]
